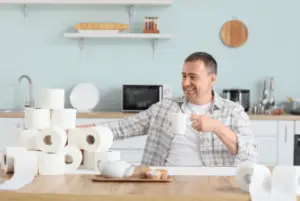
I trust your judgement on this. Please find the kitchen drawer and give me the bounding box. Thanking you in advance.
[76,118,120,125]
[250,120,278,137]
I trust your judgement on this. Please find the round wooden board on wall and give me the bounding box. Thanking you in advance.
[220,19,248,48]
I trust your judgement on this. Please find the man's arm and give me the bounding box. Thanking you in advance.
[218,105,257,164]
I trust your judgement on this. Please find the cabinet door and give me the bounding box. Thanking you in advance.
[255,137,277,165]
[277,121,294,165]
[0,118,22,151]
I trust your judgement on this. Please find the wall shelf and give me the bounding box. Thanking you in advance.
[64,32,172,59]
[0,0,173,5]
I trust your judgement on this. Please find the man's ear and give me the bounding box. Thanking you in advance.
[210,74,216,85]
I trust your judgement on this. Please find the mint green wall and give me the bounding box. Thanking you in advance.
[0,0,298,111]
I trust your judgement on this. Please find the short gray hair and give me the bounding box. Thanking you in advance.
[184,52,217,75]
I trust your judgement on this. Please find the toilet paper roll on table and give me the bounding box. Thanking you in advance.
[83,150,120,171]
[0,148,38,190]
[19,129,40,150]
[36,127,67,153]
[38,145,83,175]
[80,126,114,152]
[40,88,65,109]
[51,109,76,129]
[25,108,50,129]
[1,146,28,173]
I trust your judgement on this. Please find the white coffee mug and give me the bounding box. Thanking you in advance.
[170,112,189,134]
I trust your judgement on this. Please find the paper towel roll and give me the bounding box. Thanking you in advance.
[51,109,76,129]
[83,150,120,171]
[25,108,50,129]
[2,146,28,173]
[19,129,40,150]
[80,126,114,152]
[63,146,83,172]
[38,152,65,175]
[0,149,38,190]
[40,88,65,109]
[36,127,67,153]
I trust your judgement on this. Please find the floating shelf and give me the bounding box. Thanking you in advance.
[0,0,173,5]
[64,32,172,59]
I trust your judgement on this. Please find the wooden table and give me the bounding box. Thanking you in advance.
[0,168,298,201]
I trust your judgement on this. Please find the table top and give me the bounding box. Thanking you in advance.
[0,166,299,201]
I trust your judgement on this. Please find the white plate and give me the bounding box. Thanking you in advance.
[70,83,99,112]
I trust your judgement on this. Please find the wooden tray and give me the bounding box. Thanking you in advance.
[92,174,173,182]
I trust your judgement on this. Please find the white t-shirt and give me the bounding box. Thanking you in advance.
[165,101,213,166]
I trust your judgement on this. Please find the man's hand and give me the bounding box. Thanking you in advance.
[190,114,221,133]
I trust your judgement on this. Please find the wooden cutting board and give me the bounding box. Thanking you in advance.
[220,19,248,48]
[92,174,173,182]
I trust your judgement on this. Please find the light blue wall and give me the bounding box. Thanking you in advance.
[0,0,298,111]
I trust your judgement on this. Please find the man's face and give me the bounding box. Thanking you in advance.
[181,60,216,102]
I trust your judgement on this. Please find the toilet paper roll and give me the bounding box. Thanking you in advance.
[80,126,114,152]
[63,146,83,172]
[19,129,40,150]
[36,127,67,153]
[67,128,86,148]
[271,166,298,201]
[25,108,51,129]
[83,150,120,171]
[0,149,38,190]
[38,152,65,175]
[40,88,65,109]
[2,146,28,173]
[51,109,76,129]
[235,162,272,193]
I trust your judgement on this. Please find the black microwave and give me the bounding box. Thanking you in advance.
[122,85,167,112]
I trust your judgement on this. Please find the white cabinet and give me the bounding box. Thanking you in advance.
[277,121,294,165]
[0,118,22,151]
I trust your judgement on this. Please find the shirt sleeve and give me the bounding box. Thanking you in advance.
[231,104,258,165]
[95,102,157,140]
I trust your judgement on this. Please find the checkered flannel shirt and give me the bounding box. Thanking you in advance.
[103,91,257,166]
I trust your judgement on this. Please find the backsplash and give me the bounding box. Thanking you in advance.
[0,0,299,111]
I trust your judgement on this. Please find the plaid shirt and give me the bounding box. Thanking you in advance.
[104,91,257,166]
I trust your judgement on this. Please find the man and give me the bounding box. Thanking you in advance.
[80,52,257,166]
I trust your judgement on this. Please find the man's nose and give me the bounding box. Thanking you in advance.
[182,78,190,86]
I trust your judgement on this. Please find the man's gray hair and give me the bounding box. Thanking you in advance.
[184,52,218,75]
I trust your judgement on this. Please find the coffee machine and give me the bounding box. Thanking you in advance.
[222,89,250,112]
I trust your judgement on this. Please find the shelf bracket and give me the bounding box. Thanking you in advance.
[152,39,157,60]
[127,5,134,30]
[21,4,28,24]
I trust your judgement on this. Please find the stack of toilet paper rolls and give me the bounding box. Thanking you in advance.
[1,88,120,177]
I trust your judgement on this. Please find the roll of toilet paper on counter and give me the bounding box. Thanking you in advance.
[25,108,50,129]
[40,88,65,109]
[235,162,272,193]
[51,109,76,129]
[67,128,86,148]
[38,152,65,175]
[63,146,83,172]
[84,150,120,171]
[19,129,40,150]
[80,126,114,152]
[2,146,28,173]
[0,149,38,190]
[271,166,298,201]
[36,127,67,153]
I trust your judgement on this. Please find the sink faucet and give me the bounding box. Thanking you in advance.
[18,74,34,108]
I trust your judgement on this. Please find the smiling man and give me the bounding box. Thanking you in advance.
[80,52,257,166]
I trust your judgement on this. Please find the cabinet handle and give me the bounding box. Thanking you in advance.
[285,126,287,143]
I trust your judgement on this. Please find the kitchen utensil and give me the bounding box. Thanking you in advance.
[220,18,248,48]
[69,83,99,112]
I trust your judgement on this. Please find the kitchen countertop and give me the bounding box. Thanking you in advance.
[1,166,294,201]
[0,111,300,120]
